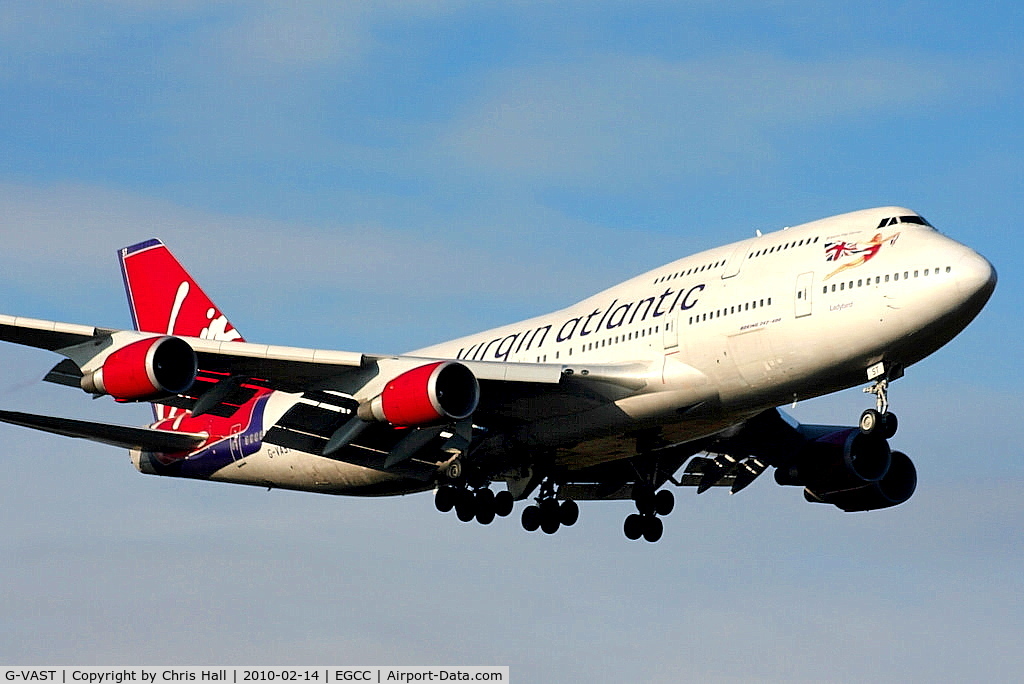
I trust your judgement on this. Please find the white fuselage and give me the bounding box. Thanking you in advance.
[157,207,994,495]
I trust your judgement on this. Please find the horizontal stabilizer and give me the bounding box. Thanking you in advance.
[0,409,207,452]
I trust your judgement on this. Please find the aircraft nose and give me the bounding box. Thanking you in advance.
[955,248,997,307]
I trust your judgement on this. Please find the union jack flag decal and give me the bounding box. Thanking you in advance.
[823,232,901,280]
[825,241,856,262]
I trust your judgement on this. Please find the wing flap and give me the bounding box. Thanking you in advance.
[0,409,207,451]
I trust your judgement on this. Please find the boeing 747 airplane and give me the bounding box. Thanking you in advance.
[0,207,996,541]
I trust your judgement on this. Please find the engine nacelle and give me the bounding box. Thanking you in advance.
[358,361,479,427]
[80,336,197,401]
[805,450,917,511]
[774,427,891,495]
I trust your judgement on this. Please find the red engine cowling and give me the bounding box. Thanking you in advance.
[80,336,197,401]
[358,361,480,427]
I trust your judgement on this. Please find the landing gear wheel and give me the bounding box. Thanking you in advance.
[881,411,898,439]
[654,489,675,516]
[434,486,457,513]
[633,486,656,515]
[494,490,514,517]
[473,489,496,525]
[474,488,494,510]
[559,499,579,527]
[860,408,881,435]
[521,505,541,532]
[455,490,476,522]
[455,502,476,522]
[642,515,664,543]
[624,513,644,540]
[476,507,495,525]
[539,499,561,534]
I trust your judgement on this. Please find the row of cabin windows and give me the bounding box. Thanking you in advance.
[689,297,772,325]
[749,236,820,259]
[534,325,662,363]
[655,260,726,285]
[823,266,952,294]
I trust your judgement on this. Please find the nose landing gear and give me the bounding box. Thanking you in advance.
[861,366,901,439]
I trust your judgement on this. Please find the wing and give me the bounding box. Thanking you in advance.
[0,313,656,424]
[0,409,207,451]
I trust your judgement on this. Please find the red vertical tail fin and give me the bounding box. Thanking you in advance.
[118,239,245,342]
[119,239,248,423]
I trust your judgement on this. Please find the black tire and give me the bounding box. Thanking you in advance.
[860,409,881,435]
[882,412,899,439]
[559,499,579,526]
[476,507,495,525]
[455,489,476,522]
[474,488,495,511]
[655,489,675,516]
[624,513,644,540]
[642,515,664,543]
[522,505,541,532]
[434,486,456,513]
[539,498,560,534]
[494,490,514,517]
[634,486,656,515]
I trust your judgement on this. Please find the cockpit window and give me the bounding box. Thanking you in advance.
[898,215,932,226]
[876,215,933,228]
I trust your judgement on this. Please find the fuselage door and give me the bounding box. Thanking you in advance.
[795,271,814,318]
[229,423,244,461]
[663,312,679,350]
[721,243,749,279]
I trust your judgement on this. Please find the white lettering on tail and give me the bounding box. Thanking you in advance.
[167,281,190,335]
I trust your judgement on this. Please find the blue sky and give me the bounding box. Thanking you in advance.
[0,2,1021,681]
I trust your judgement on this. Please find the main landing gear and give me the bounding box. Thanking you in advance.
[623,484,674,543]
[435,484,515,525]
[520,479,579,535]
